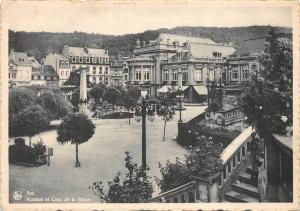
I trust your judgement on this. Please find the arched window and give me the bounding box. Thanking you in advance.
[242,146,246,157]
[227,162,231,173]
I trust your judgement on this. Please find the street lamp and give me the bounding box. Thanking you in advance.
[176,91,184,122]
[133,88,155,171]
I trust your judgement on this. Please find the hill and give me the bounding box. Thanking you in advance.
[9,26,291,61]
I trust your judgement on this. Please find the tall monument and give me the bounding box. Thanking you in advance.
[79,67,88,114]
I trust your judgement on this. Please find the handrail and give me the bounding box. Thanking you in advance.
[220,126,253,164]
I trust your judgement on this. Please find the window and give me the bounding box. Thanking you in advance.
[61,71,64,76]
[195,68,202,81]
[188,192,195,202]
[238,151,241,162]
[72,57,76,63]
[164,70,169,81]
[105,67,109,74]
[99,58,102,64]
[182,68,188,81]
[144,68,150,80]
[232,66,238,80]
[86,57,90,63]
[66,71,69,76]
[92,57,97,63]
[180,194,186,203]
[65,62,69,67]
[172,69,178,81]
[8,73,11,79]
[135,69,141,80]
[242,66,250,80]
[79,57,83,63]
[99,69,102,75]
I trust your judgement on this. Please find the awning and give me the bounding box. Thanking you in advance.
[193,85,208,95]
[157,85,189,93]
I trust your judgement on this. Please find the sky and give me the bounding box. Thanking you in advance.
[3,1,294,35]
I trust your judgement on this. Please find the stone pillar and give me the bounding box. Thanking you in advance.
[79,67,87,114]
[141,65,144,83]
[188,65,193,85]
[178,69,183,89]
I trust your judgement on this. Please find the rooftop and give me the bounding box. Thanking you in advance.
[63,46,109,58]
[9,51,32,66]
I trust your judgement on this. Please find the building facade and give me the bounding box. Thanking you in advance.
[126,33,236,98]
[8,50,32,87]
[31,65,59,87]
[109,59,123,86]
[44,53,71,86]
[62,45,111,85]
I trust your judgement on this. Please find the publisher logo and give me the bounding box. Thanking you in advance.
[13,191,22,201]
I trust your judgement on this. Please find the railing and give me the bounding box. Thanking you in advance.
[219,126,253,186]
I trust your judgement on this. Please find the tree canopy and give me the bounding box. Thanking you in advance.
[90,151,153,202]
[241,28,292,136]
[157,135,223,192]
[10,104,49,138]
[57,113,95,145]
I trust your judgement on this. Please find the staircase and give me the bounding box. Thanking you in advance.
[224,165,260,202]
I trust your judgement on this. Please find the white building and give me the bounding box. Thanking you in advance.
[44,53,71,85]
[8,49,32,87]
[62,45,111,85]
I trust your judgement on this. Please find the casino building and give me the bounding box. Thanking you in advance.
[126,33,236,100]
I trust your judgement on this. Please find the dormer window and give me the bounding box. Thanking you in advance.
[86,57,90,63]
[72,57,76,62]
[213,52,222,58]
[92,57,97,63]
[79,57,83,63]
[99,58,102,64]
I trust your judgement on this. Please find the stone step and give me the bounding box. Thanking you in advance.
[239,172,257,186]
[224,190,259,203]
[232,182,259,198]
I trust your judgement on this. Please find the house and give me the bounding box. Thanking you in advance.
[8,49,32,87]
[44,53,71,85]
[62,45,110,85]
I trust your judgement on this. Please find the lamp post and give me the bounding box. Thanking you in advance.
[176,92,184,122]
[133,89,154,171]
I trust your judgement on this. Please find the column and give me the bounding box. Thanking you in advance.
[188,65,194,85]
[141,65,144,83]
[79,67,87,114]
[178,68,183,89]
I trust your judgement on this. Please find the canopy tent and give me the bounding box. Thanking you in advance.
[193,85,208,95]
[157,85,189,93]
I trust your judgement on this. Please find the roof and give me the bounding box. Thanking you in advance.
[49,53,68,60]
[9,51,32,66]
[159,33,216,45]
[63,46,109,58]
[193,85,208,95]
[273,134,292,153]
[157,85,189,93]
[42,65,58,77]
[32,65,58,78]
[221,126,253,164]
[189,42,236,59]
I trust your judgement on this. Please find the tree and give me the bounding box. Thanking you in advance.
[103,87,122,114]
[11,104,49,146]
[121,87,141,124]
[89,151,153,202]
[57,113,95,167]
[89,84,105,104]
[157,135,223,192]
[63,71,92,88]
[156,93,176,142]
[241,28,292,137]
[35,89,73,120]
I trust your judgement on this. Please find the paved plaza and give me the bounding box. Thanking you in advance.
[9,106,205,202]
